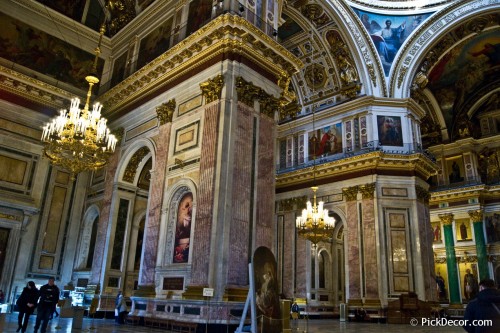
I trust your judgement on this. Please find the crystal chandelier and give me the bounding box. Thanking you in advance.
[295,187,336,245]
[41,25,117,178]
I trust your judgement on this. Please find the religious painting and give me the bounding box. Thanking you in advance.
[173,193,193,263]
[253,246,282,333]
[446,157,465,184]
[460,264,479,302]
[174,121,200,154]
[484,213,500,243]
[431,222,442,243]
[110,51,128,88]
[308,123,342,159]
[0,12,104,91]
[353,9,433,76]
[186,0,213,36]
[434,264,448,302]
[428,29,500,132]
[377,115,403,146]
[455,218,472,242]
[137,17,174,69]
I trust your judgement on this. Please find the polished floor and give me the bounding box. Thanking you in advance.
[0,312,468,333]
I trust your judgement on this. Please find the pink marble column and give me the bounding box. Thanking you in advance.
[345,199,361,299]
[90,151,121,285]
[255,113,275,250]
[140,123,171,286]
[362,197,378,298]
[226,103,253,285]
[190,103,220,285]
[282,211,295,298]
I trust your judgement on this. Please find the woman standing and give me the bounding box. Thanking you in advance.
[16,281,39,333]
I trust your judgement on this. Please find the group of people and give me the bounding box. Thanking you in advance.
[16,277,60,333]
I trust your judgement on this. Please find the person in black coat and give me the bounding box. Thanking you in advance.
[463,279,500,333]
[16,281,39,333]
[34,277,60,333]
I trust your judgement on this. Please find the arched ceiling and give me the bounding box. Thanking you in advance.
[9,1,500,148]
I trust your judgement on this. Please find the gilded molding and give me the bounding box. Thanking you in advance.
[276,151,438,189]
[236,77,262,106]
[438,213,454,226]
[123,147,149,183]
[99,14,303,119]
[200,74,224,104]
[236,76,281,118]
[359,183,376,199]
[343,186,359,201]
[156,99,176,125]
[468,210,483,223]
[0,65,71,110]
[0,213,21,221]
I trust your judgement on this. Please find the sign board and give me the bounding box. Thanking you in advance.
[203,288,214,297]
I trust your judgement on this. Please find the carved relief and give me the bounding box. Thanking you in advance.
[343,186,359,201]
[359,183,376,199]
[438,213,454,226]
[415,185,430,203]
[200,74,224,103]
[123,147,150,183]
[301,4,330,27]
[156,99,176,125]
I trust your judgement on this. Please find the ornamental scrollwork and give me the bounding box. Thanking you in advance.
[438,213,454,226]
[156,99,176,125]
[200,74,224,103]
[343,186,359,201]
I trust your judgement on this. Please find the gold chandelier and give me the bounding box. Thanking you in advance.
[41,25,117,178]
[295,186,336,245]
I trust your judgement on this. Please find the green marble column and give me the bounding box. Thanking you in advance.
[439,213,461,305]
[468,210,490,280]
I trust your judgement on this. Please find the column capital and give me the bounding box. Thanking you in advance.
[156,99,176,125]
[359,183,376,199]
[343,186,359,201]
[468,209,483,223]
[438,213,454,225]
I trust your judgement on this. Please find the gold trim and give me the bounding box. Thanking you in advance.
[156,99,176,125]
[468,209,483,223]
[343,186,359,202]
[438,213,454,226]
[359,183,376,199]
[99,14,303,119]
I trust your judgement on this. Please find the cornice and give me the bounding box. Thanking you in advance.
[276,151,437,189]
[430,184,500,203]
[0,64,71,111]
[99,14,303,120]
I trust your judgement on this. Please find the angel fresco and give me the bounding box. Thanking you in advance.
[355,10,431,76]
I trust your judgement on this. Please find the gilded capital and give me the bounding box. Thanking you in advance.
[200,74,224,103]
[236,76,261,106]
[359,183,376,199]
[415,185,430,203]
[438,213,454,226]
[468,209,483,223]
[156,99,176,125]
[343,186,358,202]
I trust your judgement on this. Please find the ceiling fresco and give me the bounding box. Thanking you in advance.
[0,11,104,91]
[428,28,500,135]
[352,8,433,76]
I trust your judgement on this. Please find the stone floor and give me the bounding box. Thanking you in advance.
[0,312,466,332]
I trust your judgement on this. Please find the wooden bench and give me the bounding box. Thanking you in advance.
[171,320,198,333]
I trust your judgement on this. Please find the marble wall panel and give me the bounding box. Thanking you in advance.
[190,103,219,285]
[362,198,378,298]
[346,201,360,298]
